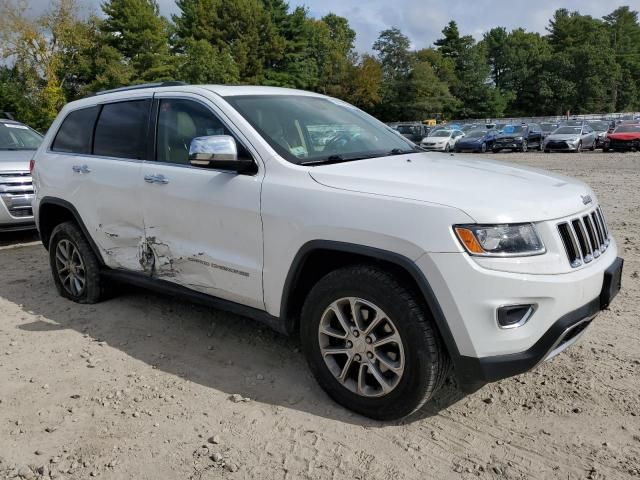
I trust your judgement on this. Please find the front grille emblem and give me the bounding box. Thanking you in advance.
[581,195,593,205]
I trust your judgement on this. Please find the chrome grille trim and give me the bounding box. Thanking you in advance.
[558,206,611,268]
[0,171,34,218]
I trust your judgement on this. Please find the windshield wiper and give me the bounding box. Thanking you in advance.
[388,148,419,155]
[301,154,379,166]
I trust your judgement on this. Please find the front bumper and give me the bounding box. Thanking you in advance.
[455,257,622,387]
[493,140,523,150]
[416,245,622,388]
[544,140,580,151]
[421,143,448,151]
[0,194,35,231]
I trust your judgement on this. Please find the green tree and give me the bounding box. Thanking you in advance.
[435,22,505,118]
[177,39,239,84]
[345,54,383,110]
[604,7,640,110]
[543,9,618,114]
[101,0,174,82]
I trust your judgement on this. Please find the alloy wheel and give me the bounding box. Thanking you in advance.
[318,297,405,398]
[55,239,86,296]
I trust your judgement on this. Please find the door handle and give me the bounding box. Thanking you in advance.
[154,174,169,184]
[143,174,169,184]
[72,165,91,174]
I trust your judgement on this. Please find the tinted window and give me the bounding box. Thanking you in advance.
[94,100,151,159]
[51,106,100,154]
[156,99,233,165]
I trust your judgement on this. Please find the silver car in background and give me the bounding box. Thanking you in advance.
[543,124,597,153]
[0,119,42,231]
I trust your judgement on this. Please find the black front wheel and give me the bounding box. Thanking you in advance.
[300,265,449,420]
[49,221,104,304]
[521,141,528,153]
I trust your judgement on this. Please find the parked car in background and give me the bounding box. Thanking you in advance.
[544,125,596,153]
[492,124,543,152]
[420,128,464,152]
[540,122,559,141]
[396,123,429,144]
[0,119,42,231]
[603,124,640,152]
[454,129,497,153]
[461,124,480,133]
[587,121,610,148]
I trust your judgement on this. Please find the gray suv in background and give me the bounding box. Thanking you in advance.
[0,119,42,231]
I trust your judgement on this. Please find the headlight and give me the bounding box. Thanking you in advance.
[454,224,545,257]
[514,136,523,141]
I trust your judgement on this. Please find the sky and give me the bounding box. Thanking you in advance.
[26,0,634,52]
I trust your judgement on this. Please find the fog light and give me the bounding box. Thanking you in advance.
[497,304,535,329]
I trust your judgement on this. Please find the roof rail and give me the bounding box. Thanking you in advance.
[95,81,188,96]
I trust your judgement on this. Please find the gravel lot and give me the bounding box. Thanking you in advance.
[0,151,639,480]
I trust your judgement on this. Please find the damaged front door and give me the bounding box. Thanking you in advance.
[139,95,264,309]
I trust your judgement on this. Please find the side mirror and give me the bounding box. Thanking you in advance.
[189,135,255,173]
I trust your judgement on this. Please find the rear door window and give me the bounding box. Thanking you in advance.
[51,106,100,154]
[94,100,151,160]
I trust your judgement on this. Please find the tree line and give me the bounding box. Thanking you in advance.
[1,0,639,131]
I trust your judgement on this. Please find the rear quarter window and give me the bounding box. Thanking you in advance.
[51,106,100,154]
[93,100,151,160]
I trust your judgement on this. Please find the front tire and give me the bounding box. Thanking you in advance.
[444,143,450,152]
[521,141,528,153]
[480,142,487,153]
[49,221,104,304]
[300,265,449,420]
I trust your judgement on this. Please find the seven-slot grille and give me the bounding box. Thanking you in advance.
[557,207,610,268]
[0,171,34,218]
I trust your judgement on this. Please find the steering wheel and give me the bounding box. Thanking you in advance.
[325,132,360,153]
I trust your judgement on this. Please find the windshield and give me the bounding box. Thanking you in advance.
[465,130,486,139]
[224,95,415,164]
[502,125,524,134]
[428,130,452,138]
[588,121,609,132]
[615,125,640,133]
[0,122,42,150]
[540,123,557,132]
[554,126,582,135]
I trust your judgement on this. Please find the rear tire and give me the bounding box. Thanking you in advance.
[49,221,104,304]
[300,265,449,420]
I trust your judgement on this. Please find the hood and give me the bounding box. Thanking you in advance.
[308,153,595,223]
[608,132,640,141]
[0,150,34,172]
[546,133,580,141]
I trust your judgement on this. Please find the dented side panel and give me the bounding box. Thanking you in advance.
[139,161,264,310]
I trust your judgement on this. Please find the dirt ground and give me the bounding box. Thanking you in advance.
[1,151,639,480]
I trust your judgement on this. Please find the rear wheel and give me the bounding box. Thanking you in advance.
[49,221,104,304]
[300,265,449,420]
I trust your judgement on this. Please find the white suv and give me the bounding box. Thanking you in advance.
[31,83,623,420]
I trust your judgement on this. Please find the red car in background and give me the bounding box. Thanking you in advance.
[603,124,640,152]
